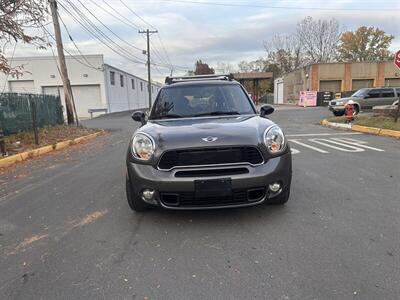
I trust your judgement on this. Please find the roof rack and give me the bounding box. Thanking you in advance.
[165,74,234,85]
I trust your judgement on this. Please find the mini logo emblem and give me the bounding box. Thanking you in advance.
[202,136,218,142]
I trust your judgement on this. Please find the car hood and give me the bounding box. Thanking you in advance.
[136,115,275,153]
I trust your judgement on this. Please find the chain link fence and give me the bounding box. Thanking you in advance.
[0,93,64,136]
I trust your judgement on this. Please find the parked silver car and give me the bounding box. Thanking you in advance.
[329,87,400,116]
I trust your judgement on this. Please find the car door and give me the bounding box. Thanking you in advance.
[363,89,381,109]
[380,88,397,106]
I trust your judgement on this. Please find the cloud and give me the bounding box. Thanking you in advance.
[6,0,400,82]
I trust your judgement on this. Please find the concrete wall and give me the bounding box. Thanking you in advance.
[281,61,400,103]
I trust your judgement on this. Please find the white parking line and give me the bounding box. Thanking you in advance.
[286,132,363,137]
[331,138,385,152]
[290,148,300,154]
[309,138,364,152]
[289,139,329,153]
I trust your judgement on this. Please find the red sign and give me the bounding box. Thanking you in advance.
[395,50,400,69]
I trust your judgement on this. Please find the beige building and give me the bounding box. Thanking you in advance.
[275,61,400,104]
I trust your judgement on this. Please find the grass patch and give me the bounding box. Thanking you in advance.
[326,115,400,131]
[4,125,99,155]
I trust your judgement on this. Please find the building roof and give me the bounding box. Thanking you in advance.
[232,72,273,80]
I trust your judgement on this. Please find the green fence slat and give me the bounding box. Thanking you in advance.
[0,92,64,135]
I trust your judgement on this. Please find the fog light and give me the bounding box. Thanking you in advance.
[269,182,281,193]
[141,189,155,203]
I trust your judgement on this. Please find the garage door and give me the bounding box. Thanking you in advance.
[352,79,374,90]
[9,80,35,93]
[385,78,400,87]
[319,80,341,93]
[43,85,103,119]
[276,82,284,104]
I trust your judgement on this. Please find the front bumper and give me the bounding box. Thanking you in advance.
[127,151,292,210]
[328,105,345,112]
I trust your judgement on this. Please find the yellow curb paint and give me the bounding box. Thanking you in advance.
[379,129,400,138]
[352,125,381,135]
[55,140,72,150]
[0,131,103,168]
[323,120,400,138]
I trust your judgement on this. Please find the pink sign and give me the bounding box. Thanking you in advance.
[298,91,317,107]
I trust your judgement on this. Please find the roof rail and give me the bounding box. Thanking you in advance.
[165,74,234,85]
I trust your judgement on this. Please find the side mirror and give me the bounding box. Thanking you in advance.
[132,111,146,125]
[260,105,274,117]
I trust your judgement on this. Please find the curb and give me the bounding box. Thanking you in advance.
[0,131,104,168]
[321,119,400,138]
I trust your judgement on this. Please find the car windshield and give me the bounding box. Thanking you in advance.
[150,84,255,119]
[352,88,369,97]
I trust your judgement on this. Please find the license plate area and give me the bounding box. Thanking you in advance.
[194,178,232,198]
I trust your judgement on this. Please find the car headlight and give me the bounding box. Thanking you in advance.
[264,125,286,154]
[131,133,155,160]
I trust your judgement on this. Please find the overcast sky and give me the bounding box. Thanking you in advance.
[8,0,400,82]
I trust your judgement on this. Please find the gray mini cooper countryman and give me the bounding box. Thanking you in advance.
[126,75,292,211]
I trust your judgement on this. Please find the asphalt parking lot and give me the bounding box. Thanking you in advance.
[0,106,399,299]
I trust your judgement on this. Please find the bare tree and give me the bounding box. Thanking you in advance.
[263,34,302,76]
[296,16,341,64]
[0,0,47,76]
[215,62,236,74]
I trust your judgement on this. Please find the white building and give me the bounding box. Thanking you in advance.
[0,55,162,118]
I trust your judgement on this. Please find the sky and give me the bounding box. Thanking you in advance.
[6,0,400,83]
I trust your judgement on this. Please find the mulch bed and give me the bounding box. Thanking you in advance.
[3,125,99,156]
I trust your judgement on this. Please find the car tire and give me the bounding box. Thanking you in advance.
[268,187,290,205]
[126,175,149,212]
[353,105,360,115]
[333,111,344,116]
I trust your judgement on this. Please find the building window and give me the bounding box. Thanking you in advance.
[131,78,135,89]
[140,82,143,91]
[110,71,115,85]
[120,74,124,87]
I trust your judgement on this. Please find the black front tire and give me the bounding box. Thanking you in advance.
[126,176,149,212]
[268,188,290,205]
[333,111,344,116]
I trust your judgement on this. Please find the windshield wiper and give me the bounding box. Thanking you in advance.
[191,111,240,117]
[159,114,183,119]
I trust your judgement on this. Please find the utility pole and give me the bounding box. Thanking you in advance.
[139,29,158,109]
[49,0,78,125]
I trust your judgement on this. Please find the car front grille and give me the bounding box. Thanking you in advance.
[158,146,264,170]
[160,187,266,208]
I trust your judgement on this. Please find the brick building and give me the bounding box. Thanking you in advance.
[275,61,400,104]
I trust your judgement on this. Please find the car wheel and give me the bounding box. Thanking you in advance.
[126,175,149,212]
[333,111,344,117]
[268,187,290,205]
[353,105,360,115]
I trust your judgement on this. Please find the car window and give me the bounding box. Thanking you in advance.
[395,88,400,96]
[367,89,381,98]
[150,84,255,119]
[381,89,395,98]
[352,88,369,97]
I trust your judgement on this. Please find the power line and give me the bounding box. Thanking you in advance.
[58,0,146,65]
[86,0,142,31]
[62,0,144,54]
[119,0,156,30]
[43,25,103,71]
[159,0,400,11]
[57,12,103,70]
